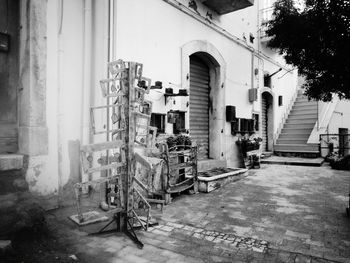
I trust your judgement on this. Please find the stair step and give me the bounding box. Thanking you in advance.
[288,111,317,117]
[292,105,317,111]
[284,123,315,129]
[278,133,310,139]
[277,138,308,144]
[294,100,317,106]
[274,144,319,152]
[281,127,313,133]
[286,118,317,124]
[0,154,24,171]
[290,108,317,114]
[288,115,317,120]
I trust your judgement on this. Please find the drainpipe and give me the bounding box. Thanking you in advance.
[57,0,64,205]
[81,0,92,185]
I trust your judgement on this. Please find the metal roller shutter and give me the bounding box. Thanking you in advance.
[261,97,268,152]
[190,55,210,160]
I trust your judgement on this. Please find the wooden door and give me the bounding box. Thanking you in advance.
[0,0,19,153]
[189,55,210,160]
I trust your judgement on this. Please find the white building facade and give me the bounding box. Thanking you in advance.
[1,0,348,207]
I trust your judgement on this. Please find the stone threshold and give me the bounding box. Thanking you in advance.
[261,156,324,167]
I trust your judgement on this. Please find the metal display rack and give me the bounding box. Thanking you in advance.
[73,60,155,248]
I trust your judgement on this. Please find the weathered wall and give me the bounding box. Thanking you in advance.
[45,0,109,204]
[20,0,298,200]
[114,0,298,167]
[18,0,108,203]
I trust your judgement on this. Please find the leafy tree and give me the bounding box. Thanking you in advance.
[266,0,350,101]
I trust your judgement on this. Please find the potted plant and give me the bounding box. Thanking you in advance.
[166,136,176,151]
[176,134,186,150]
[184,136,192,148]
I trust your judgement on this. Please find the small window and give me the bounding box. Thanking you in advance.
[264,74,271,88]
[253,114,259,131]
[173,111,186,134]
[151,113,165,134]
[278,95,283,106]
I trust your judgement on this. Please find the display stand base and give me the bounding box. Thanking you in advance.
[88,211,158,249]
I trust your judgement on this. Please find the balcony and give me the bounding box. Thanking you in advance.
[201,0,254,15]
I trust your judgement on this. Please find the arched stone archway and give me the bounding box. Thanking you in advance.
[181,40,226,161]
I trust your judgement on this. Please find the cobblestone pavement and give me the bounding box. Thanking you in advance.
[50,164,350,263]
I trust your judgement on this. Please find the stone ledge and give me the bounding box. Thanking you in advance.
[0,154,24,171]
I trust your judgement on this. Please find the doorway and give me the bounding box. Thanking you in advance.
[189,54,210,160]
[339,128,349,157]
[261,91,274,152]
[0,0,19,153]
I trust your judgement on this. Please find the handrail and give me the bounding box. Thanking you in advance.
[273,88,299,144]
[307,94,339,144]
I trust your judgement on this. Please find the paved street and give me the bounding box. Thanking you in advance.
[49,164,350,263]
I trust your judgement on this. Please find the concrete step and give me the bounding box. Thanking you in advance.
[0,155,27,195]
[283,123,315,129]
[0,154,24,171]
[278,133,310,139]
[288,113,317,119]
[294,100,317,106]
[274,144,319,152]
[280,128,313,134]
[287,114,317,122]
[291,105,317,111]
[261,155,324,166]
[284,123,315,129]
[290,108,317,115]
[286,118,317,124]
[276,138,308,144]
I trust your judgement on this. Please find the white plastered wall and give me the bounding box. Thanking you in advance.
[114,0,298,166]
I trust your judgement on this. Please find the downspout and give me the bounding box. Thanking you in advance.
[57,0,64,205]
[81,0,92,185]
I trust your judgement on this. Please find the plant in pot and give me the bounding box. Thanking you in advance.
[166,136,176,151]
[176,135,186,150]
[184,136,192,149]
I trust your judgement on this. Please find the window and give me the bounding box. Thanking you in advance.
[150,113,165,134]
[253,114,259,131]
[173,111,186,134]
[264,74,271,88]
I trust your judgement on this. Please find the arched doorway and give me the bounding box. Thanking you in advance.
[189,54,210,159]
[181,40,226,162]
[261,91,274,152]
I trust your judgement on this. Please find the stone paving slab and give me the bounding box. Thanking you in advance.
[46,164,350,263]
[157,164,350,263]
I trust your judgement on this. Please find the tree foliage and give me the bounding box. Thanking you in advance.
[266,0,350,101]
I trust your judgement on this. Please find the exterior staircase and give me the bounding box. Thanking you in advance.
[274,91,319,157]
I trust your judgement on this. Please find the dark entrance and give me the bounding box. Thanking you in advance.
[262,91,273,152]
[189,54,210,160]
[0,0,19,153]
